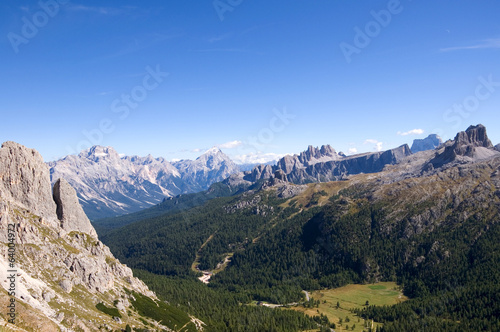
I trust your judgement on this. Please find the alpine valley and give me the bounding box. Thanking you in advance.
[1,124,500,331]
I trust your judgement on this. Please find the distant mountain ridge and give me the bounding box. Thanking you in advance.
[225,143,412,187]
[50,126,498,221]
[48,146,241,219]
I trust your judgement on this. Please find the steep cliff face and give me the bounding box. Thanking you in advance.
[0,142,198,331]
[0,142,58,227]
[53,178,97,238]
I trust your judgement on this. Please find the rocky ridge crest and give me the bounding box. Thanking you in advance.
[225,143,412,187]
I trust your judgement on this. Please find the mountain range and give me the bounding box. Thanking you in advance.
[48,135,445,220]
[2,124,500,331]
[48,146,242,220]
[98,124,500,331]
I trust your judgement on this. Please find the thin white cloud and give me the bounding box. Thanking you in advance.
[348,147,358,155]
[364,139,383,152]
[191,148,201,153]
[218,140,242,149]
[67,4,140,16]
[232,152,284,165]
[440,38,500,52]
[397,129,424,136]
[96,91,113,96]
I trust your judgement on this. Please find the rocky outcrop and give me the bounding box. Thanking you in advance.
[429,124,499,168]
[0,141,184,331]
[411,134,442,153]
[53,178,97,238]
[0,142,58,227]
[495,143,500,152]
[297,145,341,165]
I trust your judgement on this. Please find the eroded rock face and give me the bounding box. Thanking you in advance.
[429,124,499,168]
[0,142,58,226]
[455,124,493,149]
[53,178,97,238]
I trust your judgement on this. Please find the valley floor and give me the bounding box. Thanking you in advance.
[293,282,407,332]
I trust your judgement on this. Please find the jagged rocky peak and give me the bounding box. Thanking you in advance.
[454,124,493,149]
[429,124,499,168]
[251,164,274,180]
[298,144,339,164]
[80,145,120,162]
[411,134,443,153]
[197,146,226,165]
[320,144,336,156]
[53,178,97,238]
[278,154,300,173]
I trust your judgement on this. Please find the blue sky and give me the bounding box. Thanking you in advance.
[1,0,500,163]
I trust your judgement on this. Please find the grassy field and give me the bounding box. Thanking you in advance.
[294,282,407,332]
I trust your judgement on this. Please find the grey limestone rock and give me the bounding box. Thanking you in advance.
[0,142,58,226]
[429,124,498,168]
[53,178,97,238]
[59,279,73,293]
